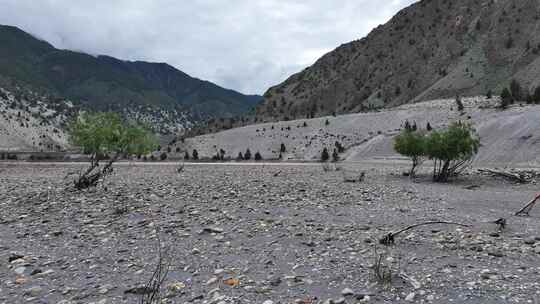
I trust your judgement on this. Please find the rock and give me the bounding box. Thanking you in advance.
[24,286,43,297]
[8,253,24,263]
[341,287,355,296]
[488,251,504,258]
[14,266,26,275]
[405,292,416,302]
[262,301,274,304]
[30,269,42,276]
[201,227,224,234]
[124,286,156,295]
[334,298,346,304]
[524,237,536,245]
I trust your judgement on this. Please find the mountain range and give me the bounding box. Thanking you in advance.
[0,24,261,133]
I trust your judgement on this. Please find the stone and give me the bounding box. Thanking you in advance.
[14,266,26,275]
[341,287,355,296]
[24,286,43,297]
[405,292,415,302]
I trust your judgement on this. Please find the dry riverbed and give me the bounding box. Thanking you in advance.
[1,162,540,303]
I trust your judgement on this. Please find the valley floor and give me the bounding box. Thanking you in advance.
[1,163,540,303]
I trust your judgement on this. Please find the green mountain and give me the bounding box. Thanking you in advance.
[0,25,261,122]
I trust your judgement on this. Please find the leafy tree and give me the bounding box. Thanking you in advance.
[332,149,339,162]
[455,95,464,112]
[510,79,522,101]
[192,149,199,160]
[244,149,252,160]
[321,148,330,162]
[500,88,512,109]
[160,152,168,161]
[533,86,540,104]
[394,129,426,177]
[425,122,480,182]
[69,112,157,189]
[426,122,433,131]
[254,151,262,161]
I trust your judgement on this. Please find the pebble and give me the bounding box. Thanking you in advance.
[405,292,416,302]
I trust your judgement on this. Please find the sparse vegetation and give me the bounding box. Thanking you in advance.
[394,128,426,177]
[68,112,157,189]
[425,122,480,182]
[321,148,330,162]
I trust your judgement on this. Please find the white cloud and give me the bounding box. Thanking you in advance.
[0,0,417,94]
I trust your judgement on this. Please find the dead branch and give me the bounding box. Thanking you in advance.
[515,193,540,216]
[478,168,528,183]
[379,221,471,245]
[141,227,170,304]
[273,170,282,177]
[74,156,116,190]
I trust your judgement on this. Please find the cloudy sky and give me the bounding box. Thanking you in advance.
[0,0,417,95]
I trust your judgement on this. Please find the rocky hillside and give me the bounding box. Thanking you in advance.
[0,86,71,152]
[178,97,540,166]
[0,25,261,130]
[256,0,540,122]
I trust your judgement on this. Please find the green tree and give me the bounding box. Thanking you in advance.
[394,129,426,177]
[332,148,340,162]
[500,88,512,109]
[321,148,330,162]
[510,79,522,101]
[425,122,480,182]
[244,149,252,160]
[455,95,464,112]
[533,86,540,104]
[69,112,157,189]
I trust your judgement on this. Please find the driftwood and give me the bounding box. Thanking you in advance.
[515,194,540,216]
[380,221,471,245]
[478,168,528,183]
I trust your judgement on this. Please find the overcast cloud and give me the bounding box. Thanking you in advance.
[0,0,417,95]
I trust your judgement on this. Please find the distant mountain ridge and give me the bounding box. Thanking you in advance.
[255,0,540,122]
[0,24,261,131]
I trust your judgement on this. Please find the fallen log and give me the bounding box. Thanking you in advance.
[379,221,471,245]
[515,193,540,216]
[478,168,528,183]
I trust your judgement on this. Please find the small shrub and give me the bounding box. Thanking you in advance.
[332,148,339,162]
[160,152,168,161]
[500,88,512,109]
[192,149,199,160]
[254,151,262,161]
[455,95,464,112]
[244,149,252,160]
[321,148,330,162]
[510,79,522,101]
